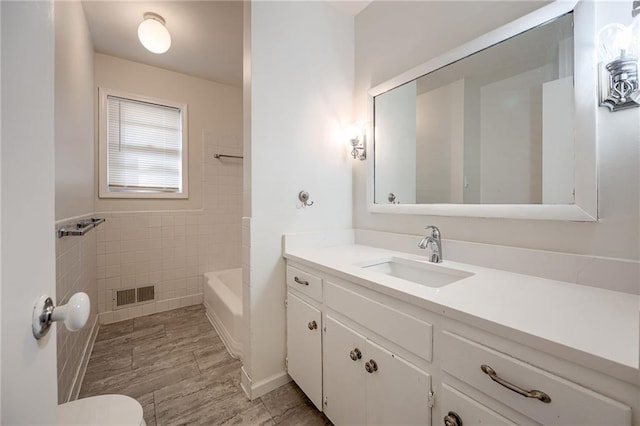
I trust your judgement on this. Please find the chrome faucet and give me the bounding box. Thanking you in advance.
[418,226,442,263]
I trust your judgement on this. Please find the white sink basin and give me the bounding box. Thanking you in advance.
[360,257,473,288]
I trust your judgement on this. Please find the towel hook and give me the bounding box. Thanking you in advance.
[298,191,314,207]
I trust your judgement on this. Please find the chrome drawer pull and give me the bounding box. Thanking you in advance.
[294,276,309,286]
[481,365,551,403]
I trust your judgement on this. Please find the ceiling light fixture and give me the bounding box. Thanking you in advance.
[138,12,171,54]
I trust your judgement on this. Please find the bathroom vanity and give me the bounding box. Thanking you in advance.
[283,234,639,426]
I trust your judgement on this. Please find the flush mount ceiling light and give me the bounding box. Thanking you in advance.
[138,12,171,54]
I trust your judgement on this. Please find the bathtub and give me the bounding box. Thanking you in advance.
[204,268,243,360]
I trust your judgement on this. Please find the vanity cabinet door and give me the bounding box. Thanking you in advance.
[323,315,366,425]
[365,339,432,426]
[286,292,322,410]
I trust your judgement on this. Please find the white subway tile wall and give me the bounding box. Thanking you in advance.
[56,215,98,403]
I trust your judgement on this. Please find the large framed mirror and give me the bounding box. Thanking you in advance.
[368,0,597,221]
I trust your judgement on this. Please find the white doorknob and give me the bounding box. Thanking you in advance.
[32,292,90,339]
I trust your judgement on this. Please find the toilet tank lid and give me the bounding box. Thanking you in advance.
[58,394,143,425]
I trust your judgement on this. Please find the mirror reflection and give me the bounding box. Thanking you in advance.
[374,12,574,205]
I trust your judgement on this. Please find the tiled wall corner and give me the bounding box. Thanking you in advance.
[56,214,98,403]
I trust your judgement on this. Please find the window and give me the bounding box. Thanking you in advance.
[99,88,188,198]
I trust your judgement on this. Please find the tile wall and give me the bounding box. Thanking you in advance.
[97,138,243,323]
[56,214,98,403]
[55,136,242,401]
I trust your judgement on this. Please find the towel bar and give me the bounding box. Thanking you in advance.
[57,218,105,238]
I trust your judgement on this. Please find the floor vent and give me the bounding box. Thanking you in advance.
[137,285,155,303]
[114,285,156,309]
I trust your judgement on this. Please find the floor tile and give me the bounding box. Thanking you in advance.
[260,381,309,419]
[82,348,132,383]
[218,401,275,426]
[81,357,200,399]
[138,392,156,426]
[91,324,166,355]
[95,319,134,342]
[80,306,327,425]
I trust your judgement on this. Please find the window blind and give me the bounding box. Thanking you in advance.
[106,95,182,193]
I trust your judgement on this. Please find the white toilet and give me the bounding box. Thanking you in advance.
[57,394,145,426]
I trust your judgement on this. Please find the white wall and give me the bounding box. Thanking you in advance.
[245,0,353,395]
[416,80,464,203]
[94,53,242,212]
[479,66,549,204]
[1,1,58,422]
[54,0,97,403]
[55,1,94,221]
[354,0,640,261]
[375,81,416,204]
[542,76,575,204]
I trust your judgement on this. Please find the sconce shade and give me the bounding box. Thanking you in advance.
[598,11,640,111]
[138,13,171,54]
[599,23,632,61]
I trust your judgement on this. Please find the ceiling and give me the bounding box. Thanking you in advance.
[82,1,373,88]
[82,1,244,87]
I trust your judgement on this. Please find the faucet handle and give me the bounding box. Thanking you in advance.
[425,225,440,238]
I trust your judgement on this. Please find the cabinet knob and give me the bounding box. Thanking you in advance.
[365,359,378,373]
[349,348,362,361]
[307,320,318,330]
[444,411,463,426]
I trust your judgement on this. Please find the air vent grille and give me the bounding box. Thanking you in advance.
[116,288,136,307]
[137,285,155,303]
[113,285,156,309]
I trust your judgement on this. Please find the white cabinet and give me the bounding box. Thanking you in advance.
[365,338,431,425]
[323,315,366,424]
[440,330,632,426]
[286,291,322,410]
[284,260,635,426]
[323,315,432,426]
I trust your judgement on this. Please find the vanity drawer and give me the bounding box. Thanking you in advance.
[286,265,322,302]
[325,281,432,362]
[440,383,517,426]
[441,331,631,426]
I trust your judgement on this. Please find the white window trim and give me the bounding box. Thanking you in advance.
[98,87,189,199]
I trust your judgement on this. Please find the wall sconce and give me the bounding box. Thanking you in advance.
[598,2,640,111]
[138,12,171,54]
[347,124,366,160]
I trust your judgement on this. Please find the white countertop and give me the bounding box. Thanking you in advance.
[284,243,640,384]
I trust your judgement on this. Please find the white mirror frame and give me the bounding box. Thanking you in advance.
[367,0,598,221]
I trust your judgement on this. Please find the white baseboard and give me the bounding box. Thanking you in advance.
[246,370,291,400]
[240,366,252,400]
[67,314,99,402]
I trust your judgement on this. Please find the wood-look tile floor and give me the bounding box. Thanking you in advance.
[80,305,332,426]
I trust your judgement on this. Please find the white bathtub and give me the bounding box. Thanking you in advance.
[204,268,243,360]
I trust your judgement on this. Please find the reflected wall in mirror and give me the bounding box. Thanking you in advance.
[374,12,575,206]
